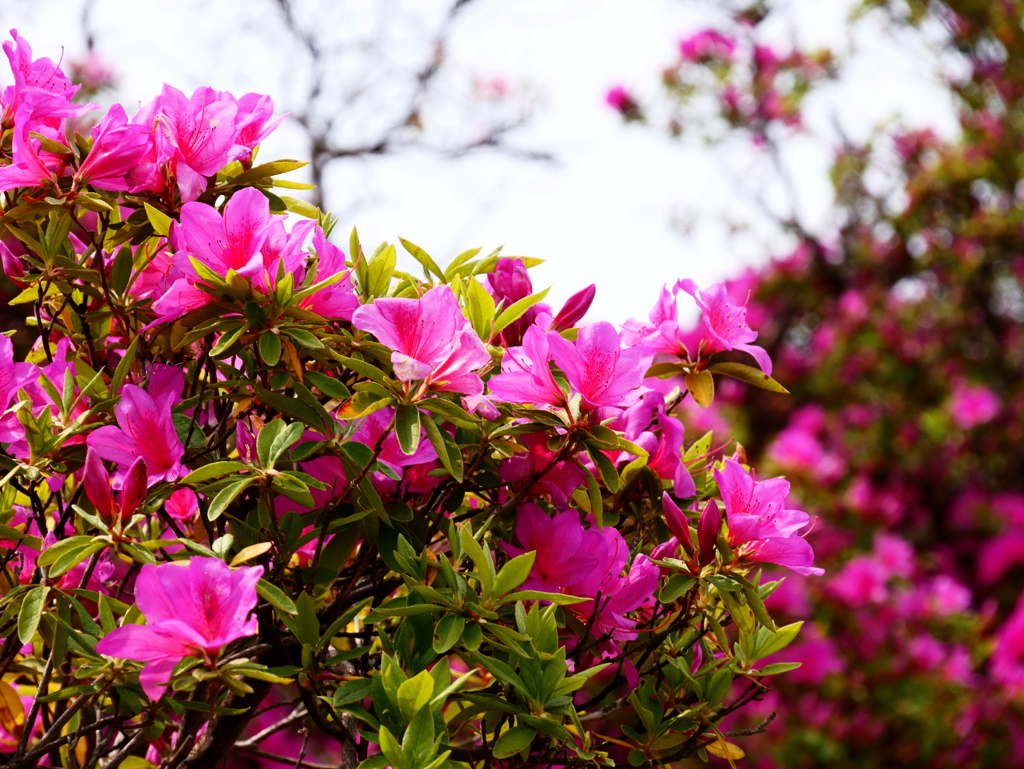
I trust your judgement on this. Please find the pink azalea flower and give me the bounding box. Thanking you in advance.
[614,391,696,496]
[949,381,1000,429]
[498,431,584,507]
[487,324,566,408]
[86,383,186,485]
[0,91,70,191]
[502,504,601,594]
[490,321,652,413]
[95,558,263,700]
[352,285,491,398]
[505,505,658,650]
[153,188,317,323]
[136,84,249,202]
[680,29,737,61]
[676,279,773,375]
[1,29,92,127]
[484,258,595,347]
[715,459,823,575]
[74,103,151,191]
[298,229,359,320]
[548,322,653,411]
[621,284,692,358]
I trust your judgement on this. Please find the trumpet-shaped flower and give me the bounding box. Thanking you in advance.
[95,559,263,700]
[677,280,773,375]
[74,103,150,191]
[86,383,185,486]
[715,459,823,575]
[352,285,490,397]
[490,321,652,413]
[502,505,601,594]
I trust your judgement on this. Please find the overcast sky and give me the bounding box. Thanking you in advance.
[2,0,957,323]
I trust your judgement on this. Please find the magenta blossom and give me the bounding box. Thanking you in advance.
[506,505,659,650]
[490,321,652,413]
[949,381,1000,429]
[677,279,773,375]
[74,103,150,191]
[715,459,823,575]
[352,285,491,399]
[132,85,250,202]
[502,504,601,594]
[86,383,185,485]
[680,29,737,62]
[614,391,696,496]
[1,29,92,127]
[95,559,263,700]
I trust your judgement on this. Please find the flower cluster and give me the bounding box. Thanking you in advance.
[0,31,818,769]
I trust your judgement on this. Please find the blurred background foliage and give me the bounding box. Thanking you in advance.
[616,0,1024,765]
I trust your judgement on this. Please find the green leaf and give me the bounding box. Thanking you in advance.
[334,678,373,707]
[211,324,249,357]
[396,670,434,722]
[460,525,494,598]
[110,335,140,395]
[580,463,604,528]
[36,536,96,567]
[49,542,106,579]
[18,586,48,645]
[394,403,422,457]
[464,278,496,340]
[230,160,308,185]
[366,244,397,298]
[433,613,465,654]
[399,237,444,281]
[294,592,320,648]
[257,580,298,615]
[144,203,173,237]
[705,667,734,707]
[443,247,482,280]
[503,590,586,605]
[282,328,324,350]
[494,551,536,597]
[493,726,537,759]
[685,370,715,409]
[304,370,350,400]
[750,662,802,676]
[336,355,388,385]
[754,621,803,660]
[270,422,305,467]
[182,461,250,484]
[207,476,257,520]
[708,362,788,394]
[493,287,551,337]
[421,415,463,483]
[418,397,477,429]
[259,333,282,366]
[659,574,696,604]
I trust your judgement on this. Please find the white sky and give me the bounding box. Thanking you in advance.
[2,0,957,323]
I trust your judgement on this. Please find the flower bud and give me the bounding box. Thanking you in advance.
[552,284,596,331]
[119,457,149,521]
[698,499,722,567]
[82,448,114,520]
[662,492,694,555]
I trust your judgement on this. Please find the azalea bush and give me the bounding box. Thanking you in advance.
[0,30,823,769]
[612,0,1024,765]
